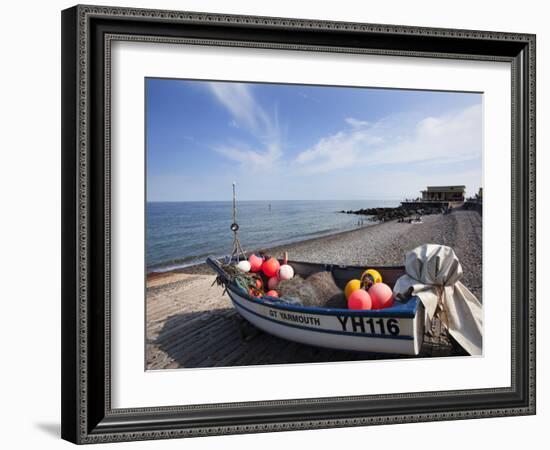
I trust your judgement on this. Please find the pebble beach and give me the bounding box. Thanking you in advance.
[146,208,482,369]
[270,208,482,299]
[172,209,482,298]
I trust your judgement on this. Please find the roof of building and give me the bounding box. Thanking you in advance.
[423,185,466,192]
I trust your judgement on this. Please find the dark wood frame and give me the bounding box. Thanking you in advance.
[61,4,536,444]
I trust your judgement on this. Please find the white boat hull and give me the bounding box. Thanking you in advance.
[227,287,424,355]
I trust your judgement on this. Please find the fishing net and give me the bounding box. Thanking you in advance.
[213,262,265,297]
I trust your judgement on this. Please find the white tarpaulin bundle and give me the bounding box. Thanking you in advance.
[393,244,483,356]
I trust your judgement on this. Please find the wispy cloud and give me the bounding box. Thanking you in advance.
[216,142,281,168]
[344,117,370,128]
[295,130,383,173]
[207,83,281,171]
[295,104,482,174]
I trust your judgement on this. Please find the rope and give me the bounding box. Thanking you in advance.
[230,182,247,261]
[426,286,452,353]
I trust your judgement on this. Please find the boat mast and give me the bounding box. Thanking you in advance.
[230,181,246,261]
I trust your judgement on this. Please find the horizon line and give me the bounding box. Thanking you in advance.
[146,199,404,203]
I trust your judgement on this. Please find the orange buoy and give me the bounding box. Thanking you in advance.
[266,290,279,297]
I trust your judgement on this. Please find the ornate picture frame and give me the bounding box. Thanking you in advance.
[61,4,535,444]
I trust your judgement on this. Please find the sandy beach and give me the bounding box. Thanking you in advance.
[146,209,481,369]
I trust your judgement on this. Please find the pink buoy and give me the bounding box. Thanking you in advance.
[262,257,280,278]
[347,289,372,310]
[267,276,280,290]
[266,290,279,297]
[278,264,294,280]
[248,254,263,272]
[368,282,394,309]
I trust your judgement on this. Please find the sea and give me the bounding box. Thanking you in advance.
[146,200,399,272]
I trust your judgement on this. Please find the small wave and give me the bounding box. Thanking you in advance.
[147,253,215,273]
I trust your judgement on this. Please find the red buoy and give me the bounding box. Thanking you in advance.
[262,257,280,278]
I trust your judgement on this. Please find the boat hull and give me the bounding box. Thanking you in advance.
[227,287,424,355]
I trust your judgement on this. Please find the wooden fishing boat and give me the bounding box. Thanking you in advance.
[207,257,425,355]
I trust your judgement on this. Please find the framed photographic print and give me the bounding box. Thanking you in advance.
[61,4,536,444]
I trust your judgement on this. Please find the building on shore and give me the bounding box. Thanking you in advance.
[401,185,466,210]
[421,185,466,202]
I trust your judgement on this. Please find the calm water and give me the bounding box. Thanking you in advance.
[146,200,399,272]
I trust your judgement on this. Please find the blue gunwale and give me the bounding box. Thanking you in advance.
[226,283,419,319]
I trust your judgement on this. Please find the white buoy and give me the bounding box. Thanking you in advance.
[279,264,294,280]
[237,260,251,273]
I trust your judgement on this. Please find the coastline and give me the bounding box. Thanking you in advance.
[147,221,385,277]
[146,220,378,276]
[147,209,481,298]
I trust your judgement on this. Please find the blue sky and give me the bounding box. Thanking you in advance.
[146,78,482,201]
